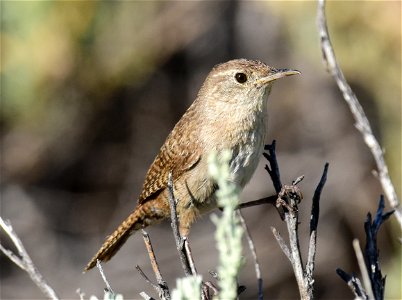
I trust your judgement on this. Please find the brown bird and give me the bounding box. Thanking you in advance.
[85,59,299,271]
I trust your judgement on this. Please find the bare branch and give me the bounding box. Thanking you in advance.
[306,163,329,281]
[141,230,171,300]
[336,268,368,300]
[140,291,156,300]
[271,227,291,262]
[136,265,157,289]
[238,211,263,300]
[306,231,316,284]
[271,163,328,300]
[0,217,59,300]
[282,189,309,300]
[167,173,192,277]
[204,281,219,296]
[96,260,115,295]
[337,196,393,299]
[317,0,402,228]
[263,141,282,193]
[183,237,198,276]
[236,195,277,210]
[353,239,375,300]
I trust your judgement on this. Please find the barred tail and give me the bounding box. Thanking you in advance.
[84,201,163,271]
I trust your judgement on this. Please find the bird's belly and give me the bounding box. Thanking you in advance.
[229,127,265,187]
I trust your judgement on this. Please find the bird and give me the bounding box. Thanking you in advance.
[85,58,299,271]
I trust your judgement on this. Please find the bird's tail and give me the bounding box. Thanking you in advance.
[84,201,165,271]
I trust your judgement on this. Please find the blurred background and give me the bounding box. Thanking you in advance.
[1,1,400,299]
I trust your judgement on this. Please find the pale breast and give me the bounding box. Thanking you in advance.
[229,119,266,187]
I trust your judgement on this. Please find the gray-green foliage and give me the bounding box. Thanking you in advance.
[171,275,202,300]
[209,150,244,300]
[171,150,244,300]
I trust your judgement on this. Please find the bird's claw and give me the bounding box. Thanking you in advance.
[275,184,303,220]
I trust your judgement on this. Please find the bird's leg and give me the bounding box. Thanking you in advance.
[235,184,302,221]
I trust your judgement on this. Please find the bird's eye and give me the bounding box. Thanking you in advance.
[235,72,247,84]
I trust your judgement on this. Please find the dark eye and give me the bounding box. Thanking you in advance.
[235,72,247,83]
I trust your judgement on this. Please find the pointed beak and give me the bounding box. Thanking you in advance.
[256,68,300,86]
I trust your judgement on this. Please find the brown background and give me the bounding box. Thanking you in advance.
[1,1,401,299]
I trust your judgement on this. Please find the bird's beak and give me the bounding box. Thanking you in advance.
[256,68,300,86]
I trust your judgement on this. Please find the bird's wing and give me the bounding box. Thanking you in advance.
[138,110,202,205]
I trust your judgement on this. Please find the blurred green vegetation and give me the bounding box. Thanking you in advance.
[1,1,400,299]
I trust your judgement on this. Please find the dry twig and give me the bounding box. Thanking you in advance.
[353,239,375,300]
[317,0,402,228]
[140,230,171,300]
[238,211,263,300]
[96,259,115,295]
[336,196,393,300]
[0,217,59,300]
[266,142,329,300]
[167,173,192,276]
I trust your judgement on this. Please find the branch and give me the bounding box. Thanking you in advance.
[317,0,402,229]
[271,163,329,300]
[136,265,160,299]
[263,140,282,194]
[0,217,59,300]
[96,260,115,295]
[336,196,394,300]
[183,238,198,276]
[364,196,393,299]
[281,184,310,300]
[306,163,329,281]
[167,173,216,299]
[336,269,368,300]
[236,195,277,210]
[353,240,375,300]
[238,211,263,300]
[141,230,171,300]
[167,173,192,276]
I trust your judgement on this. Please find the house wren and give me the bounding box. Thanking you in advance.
[85,59,299,271]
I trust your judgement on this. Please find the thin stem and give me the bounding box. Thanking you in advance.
[0,217,59,300]
[96,260,115,295]
[317,0,402,228]
[167,173,192,276]
[238,211,263,300]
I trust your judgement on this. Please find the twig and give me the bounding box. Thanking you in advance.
[353,239,375,300]
[263,141,282,193]
[204,281,219,296]
[317,0,402,229]
[238,211,263,300]
[336,269,368,300]
[364,196,393,299]
[283,187,309,300]
[167,172,192,276]
[336,196,393,300]
[183,238,198,275]
[271,162,328,300]
[271,227,291,261]
[309,163,328,234]
[140,291,155,300]
[306,163,329,282]
[236,195,277,210]
[136,264,164,299]
[136,265,158,289]
[141,230,171,300]
[96,259,115,295]
[0,217,59,300]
